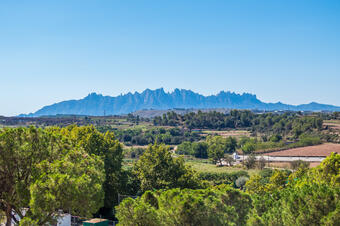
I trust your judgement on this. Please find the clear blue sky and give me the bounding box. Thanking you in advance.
[1,0,339,116]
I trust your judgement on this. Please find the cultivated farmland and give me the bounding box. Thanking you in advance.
[200,130,250,138]
[265,143,340,157]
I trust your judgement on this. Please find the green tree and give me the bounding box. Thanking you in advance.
[116,185,252,226]
[0,127,105,225]
[241,142,256,155]
[192,142,208,158]
[225,137,237,153]
[246,169,288,195]
[245,175,266,195]
[248,154,340,226]
[134,144,201,191]
[289,153,340,187]
[224,155,235,166]
[264,183,340,226]
[257,156,266,170]
[269,134,282,142]
[61,125,124,217]
[235,176,249,190]
[313,152,340,186]
[207,136,225,165]
[265,170,288,192]
[115,196,160,226]
[28,149,105,224]
[243,154,256,169]
[176,141,193,155]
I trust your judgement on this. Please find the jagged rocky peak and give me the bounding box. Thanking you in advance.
[21,88,340,117]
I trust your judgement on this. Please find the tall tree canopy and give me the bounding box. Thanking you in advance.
[0,127,105,225]
[116,185,252,226]
[133,144,202,192]
[247,153,340,226]
[206,136,237,164]
[60,126,124,209]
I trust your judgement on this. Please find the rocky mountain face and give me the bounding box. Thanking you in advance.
[21,88,340,116]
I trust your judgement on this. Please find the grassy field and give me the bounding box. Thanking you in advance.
[200,130,250,138]
[123,156,261,175]
[186,160,260,176]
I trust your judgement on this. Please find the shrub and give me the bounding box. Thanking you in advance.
[224,155,235,166]
[235,176,249,189]
[269,134,282,142]
[290,160,310,170]
[257,156,266,170]
[244,154,257,169]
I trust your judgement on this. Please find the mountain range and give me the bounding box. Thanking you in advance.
[21,88,340,117]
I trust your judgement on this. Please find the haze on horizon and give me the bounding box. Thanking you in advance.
[1,0,339,116]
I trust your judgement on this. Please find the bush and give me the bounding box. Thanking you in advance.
[235,176,249,189]
[192,142,209,158]
[269,134,282,142]
[298,134,322,146]
[176,141,193,155]
[257,156,266,170]
[126,147,145,159]
[224,155,235,166]
[259,168,274,179]
[290,160,310,170]
[244,154,257,169]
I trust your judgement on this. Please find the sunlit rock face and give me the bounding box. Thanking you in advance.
[22,88,340,117]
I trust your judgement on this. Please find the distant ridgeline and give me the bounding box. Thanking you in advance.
[20,88,340,117]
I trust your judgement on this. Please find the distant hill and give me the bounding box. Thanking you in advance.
[20,88,340,117]
[132,108,231,118]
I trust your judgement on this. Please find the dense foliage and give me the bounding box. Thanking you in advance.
[207,136,237,164]
[176,136,237,165]
[176,133,322,164]
[153,110,324,136]
[133,144,202,192]
[115,153,340,226]
[99,127,201,146]
[1,120,339,225]
[246,153,340,225]
[116,185,252,226]
[176,141,209,158]
[58,126,124,218]
[0,127,105,225]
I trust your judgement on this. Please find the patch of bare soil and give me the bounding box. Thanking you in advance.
[266,143,340,157]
